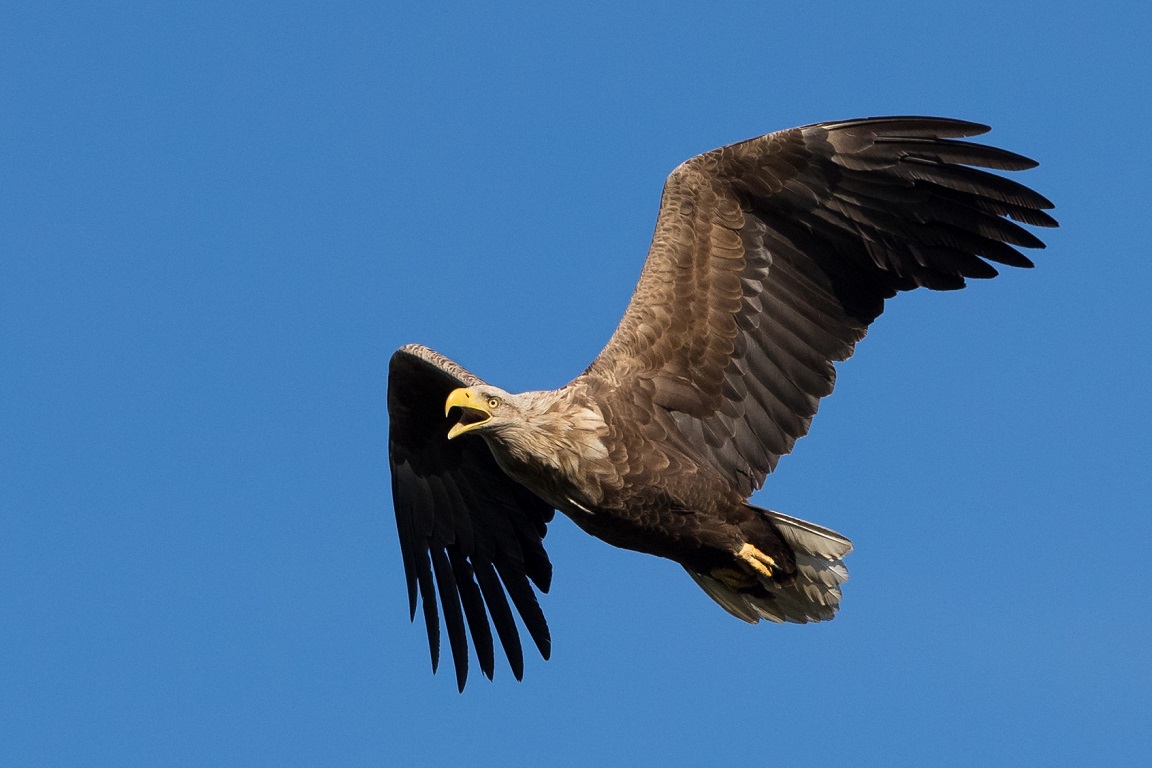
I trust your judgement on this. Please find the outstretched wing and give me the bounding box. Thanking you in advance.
[580,117,1057,496]
[388,344,555,691]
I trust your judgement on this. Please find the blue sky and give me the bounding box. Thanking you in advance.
[3,1,1150,765]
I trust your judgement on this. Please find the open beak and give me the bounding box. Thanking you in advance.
[444,388,492,439]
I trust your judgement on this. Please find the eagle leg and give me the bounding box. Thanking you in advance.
[710,566,755,589]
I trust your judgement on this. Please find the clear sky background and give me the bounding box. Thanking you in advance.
[3,2,1150,766]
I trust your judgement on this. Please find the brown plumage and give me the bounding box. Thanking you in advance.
[387,116,1057,690]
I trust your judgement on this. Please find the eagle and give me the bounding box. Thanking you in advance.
[388,116,1056,690]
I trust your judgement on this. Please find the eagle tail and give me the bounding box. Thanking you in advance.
[685,507,853,624]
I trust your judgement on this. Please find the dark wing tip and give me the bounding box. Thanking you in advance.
[388,345,556,689]
[816,115,992,138]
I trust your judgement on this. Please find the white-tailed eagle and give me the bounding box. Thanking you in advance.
[387,117,1056,690]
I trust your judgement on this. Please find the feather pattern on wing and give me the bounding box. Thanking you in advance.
[580,117,1056,496]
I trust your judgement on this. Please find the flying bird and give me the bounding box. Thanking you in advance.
[388,116,1056,690]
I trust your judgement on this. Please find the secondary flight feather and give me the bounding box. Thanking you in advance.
[387,116,1057,690]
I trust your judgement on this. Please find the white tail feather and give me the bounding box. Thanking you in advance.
[768,510,853,560]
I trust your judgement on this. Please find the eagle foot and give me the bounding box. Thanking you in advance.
[737,542,776,579]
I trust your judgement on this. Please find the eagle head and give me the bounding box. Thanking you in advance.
[444,386,516,440]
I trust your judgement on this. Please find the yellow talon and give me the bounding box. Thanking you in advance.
[738,542,776,578]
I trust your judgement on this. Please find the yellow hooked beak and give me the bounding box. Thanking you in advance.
[444,388,492,439]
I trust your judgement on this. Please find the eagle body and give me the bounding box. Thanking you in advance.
[387,117,1057,690]
[476,381,780,573]
[421,377,746,570]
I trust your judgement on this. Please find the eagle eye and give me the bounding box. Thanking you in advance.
[487,397,501,409]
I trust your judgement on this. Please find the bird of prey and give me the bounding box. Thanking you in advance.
[388,116,1056,690]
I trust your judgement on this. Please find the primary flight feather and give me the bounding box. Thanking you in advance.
[387,116,1057,690]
